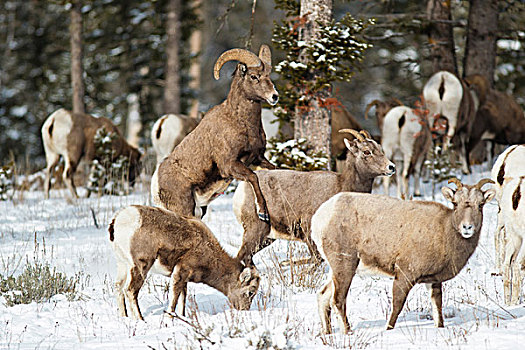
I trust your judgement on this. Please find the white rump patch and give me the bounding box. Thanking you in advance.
[150,166,163,208]
[42,109,73,156]
[311,193,343,262]
[112,206,142,266]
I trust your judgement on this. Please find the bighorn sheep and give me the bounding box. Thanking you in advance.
[311,178,495,333]
[499,176,525,305]
[152,45,278,221]
[490,145,525,270]
[42,108,142,199]
[423,71,478,174]
[151,114,201,164]
[331,105,363,169]
[109,205,260,320]
[465,74,525,165]
[381,106,432,198]
[232,129,395,265]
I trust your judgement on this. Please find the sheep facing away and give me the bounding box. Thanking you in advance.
[233,129,395,265]
[152,45,278,222]
[423,71,478,174]
[500,176,525,305]
[381,105,432,198]
[490,145,525,270]
[311,178,495,333]
[109,205,260,320]
[42,108,142,199]
[151,114,201,164]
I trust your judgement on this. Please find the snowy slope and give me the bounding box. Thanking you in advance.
[0,168,524,349]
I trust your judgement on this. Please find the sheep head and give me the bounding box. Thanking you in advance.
[227,265,260,310]
[364,98,403,130]
[339,129,395,177]
[213,45,279,106]
[442,178,495,238]
[464,74,489,105]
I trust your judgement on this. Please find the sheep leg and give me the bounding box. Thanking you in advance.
[511,241,525,305]
[126,266,146,320]
[224,161,269,222]
[503,233,521,305]
[458,133,471,175]
[383,176,390,196]
[387,276,413,330]
[115,261,128,317]
[236,220,271,265]
[494,211,506,272]
[332,262,358,334]
[255,156,277,170]
[168,265,190,316]
[317,280,333,334]
[44,153,60,199]
[430,282,444,327]
[63,156,79,199]
[401,153,411,198]
[413,154,425,197]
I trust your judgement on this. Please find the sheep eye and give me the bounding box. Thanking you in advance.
[250,75,259,81]
[363,150,372,156]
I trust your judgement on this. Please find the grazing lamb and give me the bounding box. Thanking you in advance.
[151,114,201,164]
[42,108,142,199]
[233,129,395,265]
[381,106,432,198]
[109,205,260,320]
[311,178,495,333]
[500,176,525,305]
[423,71,478,174]
[152,45,278,221]
[491,145,525,270]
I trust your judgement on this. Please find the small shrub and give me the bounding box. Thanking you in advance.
[266,138,328,171]
[0,161,15,201]
[0,260,83,306]
[86,127,131,196]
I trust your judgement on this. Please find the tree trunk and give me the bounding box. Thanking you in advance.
[189,0,202,119]
[427,0,458,75]
[164,0,181,114]
[463,0,498,85]
[294,0,333,169]
[70,0,85,114]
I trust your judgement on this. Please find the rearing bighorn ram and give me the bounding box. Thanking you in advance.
[42,108,142,199]
[152,45,278,221]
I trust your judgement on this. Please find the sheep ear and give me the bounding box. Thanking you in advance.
[344,138,353,150]
[441,187,455,203]
[238,63,247,76]
[483,188,496,203]
[239,267,252,284]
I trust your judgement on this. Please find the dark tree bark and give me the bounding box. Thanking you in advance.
[463,0,498,85]
[427,0,458,75]
[164,0,181,114]
[294,0,333,169]
[70,0,85,114]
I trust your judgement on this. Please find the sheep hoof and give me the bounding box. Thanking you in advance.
[258,212,270,222]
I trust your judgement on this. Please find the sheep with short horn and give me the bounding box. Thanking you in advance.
[41,108,142,199]
[490,144,525,271]
[311,178,495,333]
[151,45,278,221]
[423,71,478,174]
[151,114,201,164]
[232,129,395,265]
[109,205,260,320]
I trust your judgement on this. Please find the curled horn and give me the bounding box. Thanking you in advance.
[447,178,463,190]
[364,100,382,120]
[339,128,365,142]
[360,130,372,139]
[213,49,262,80]
[474,178,494,190]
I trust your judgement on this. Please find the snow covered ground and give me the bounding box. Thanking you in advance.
[0,167,524,349]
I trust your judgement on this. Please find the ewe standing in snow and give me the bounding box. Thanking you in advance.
[233,129,395,265]
[151,45,278,221]
[311,178,495,333]
[490,144,525,270]
[109,205,260,320]
[41,108,142,199]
